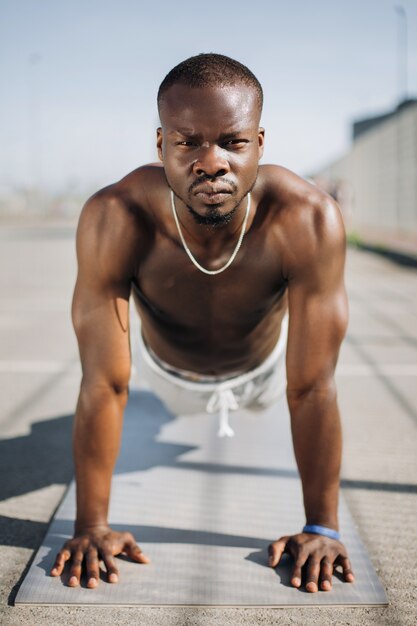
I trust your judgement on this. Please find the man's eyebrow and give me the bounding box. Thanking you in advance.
[168,129,197,137]
[218,130,251,140]
[168,129,251,139]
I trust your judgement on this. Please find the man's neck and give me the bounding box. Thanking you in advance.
[172,194,252,248]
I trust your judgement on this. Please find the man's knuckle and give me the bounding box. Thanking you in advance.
[104,554,115,566]
[310,549,322,559]
[87,549,99,560]
[124,532,135,543]
[287,540,300,555]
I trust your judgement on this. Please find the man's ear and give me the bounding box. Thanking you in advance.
[258,127,265,159]
[156,127,163,162]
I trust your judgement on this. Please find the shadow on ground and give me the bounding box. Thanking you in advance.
[0,414,74,502]
[1,390,416,555]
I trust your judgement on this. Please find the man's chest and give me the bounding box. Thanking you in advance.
[133,228,287,332]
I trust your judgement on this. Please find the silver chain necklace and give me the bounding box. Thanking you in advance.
[170,190,251,276]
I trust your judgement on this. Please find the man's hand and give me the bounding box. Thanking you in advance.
[50,525,151,588]
[268,532,355,592]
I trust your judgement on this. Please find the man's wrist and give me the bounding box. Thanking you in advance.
[303,524,341,540]
[74,520,109,534]
[304,491,340,532]
[305,516,339,532]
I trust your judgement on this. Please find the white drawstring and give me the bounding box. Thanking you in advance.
[138,313,288,438]
[206,388,239,437]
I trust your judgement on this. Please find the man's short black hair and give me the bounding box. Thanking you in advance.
[157,53,263,115]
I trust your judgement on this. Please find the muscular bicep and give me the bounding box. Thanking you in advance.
[72,279,131,390]
[72,197,136,391]
[285,202,348,396]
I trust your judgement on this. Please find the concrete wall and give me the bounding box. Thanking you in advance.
[315,102,417,251]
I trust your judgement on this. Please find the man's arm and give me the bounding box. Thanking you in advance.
[51,194,150,588]
[268,195,354,592]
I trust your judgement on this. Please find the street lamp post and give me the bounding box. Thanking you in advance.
[27,52,43,212]
[395,5,408,103]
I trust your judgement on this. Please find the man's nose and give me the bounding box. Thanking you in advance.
[192,144,230,178]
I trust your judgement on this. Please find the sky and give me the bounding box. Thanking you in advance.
[1,0,417,195]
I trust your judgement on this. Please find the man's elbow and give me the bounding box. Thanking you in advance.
[286,378,338,407]
[79,377,130,411]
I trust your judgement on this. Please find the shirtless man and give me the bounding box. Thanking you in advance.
[50,53,355,594]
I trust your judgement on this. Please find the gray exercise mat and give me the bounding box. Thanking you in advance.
[16,390,387,606]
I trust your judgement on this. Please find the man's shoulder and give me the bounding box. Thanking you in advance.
[78,164,166,238]
[259,164,327,210]
[82,163,164,219]
[76,164,165,275]
[260,164,342,235]
[259,164,345,272]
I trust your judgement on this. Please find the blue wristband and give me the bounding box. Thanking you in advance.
[302,524,340,541]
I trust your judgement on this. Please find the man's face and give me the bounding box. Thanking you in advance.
[157,83,264,225]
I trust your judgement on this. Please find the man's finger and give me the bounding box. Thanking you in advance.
[85,548,100,589]
[50,548,71,576]
[102,553,119,583]
[125,539,151,564]
[336,554,355,582]
[68,550,84,587]
[305,556,321,593]
[291,551,309,588]
[319,557,334,591]
[268,536,289,568]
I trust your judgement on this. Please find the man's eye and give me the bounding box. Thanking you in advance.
[177,141,194,146]
[224,139,248,147]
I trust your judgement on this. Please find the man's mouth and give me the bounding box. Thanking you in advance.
[193,185,233,204]
[195,191,232,204]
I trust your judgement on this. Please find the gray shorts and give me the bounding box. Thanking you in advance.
[135,315,288,437]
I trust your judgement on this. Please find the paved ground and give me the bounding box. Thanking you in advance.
[0,224,416,625]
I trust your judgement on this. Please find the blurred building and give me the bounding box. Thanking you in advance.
[313,99,417,256]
